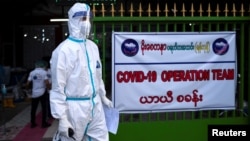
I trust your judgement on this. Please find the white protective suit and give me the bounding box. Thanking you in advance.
[50,3,112,141]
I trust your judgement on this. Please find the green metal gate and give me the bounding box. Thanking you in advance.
[90,1,249,140]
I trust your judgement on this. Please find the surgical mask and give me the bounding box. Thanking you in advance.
[80,20,91,39]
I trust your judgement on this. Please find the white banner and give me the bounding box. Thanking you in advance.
[112,32,237,113]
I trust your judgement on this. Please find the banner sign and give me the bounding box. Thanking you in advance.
[112,32,236,113]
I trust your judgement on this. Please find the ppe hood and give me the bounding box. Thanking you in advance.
[67,3,92,39]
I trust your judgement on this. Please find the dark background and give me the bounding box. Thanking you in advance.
[0,0,248,67]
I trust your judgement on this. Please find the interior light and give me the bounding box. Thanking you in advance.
[50,19,68,22]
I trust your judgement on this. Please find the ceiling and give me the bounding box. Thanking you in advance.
[19,0,64,17]
[5,0,120,18]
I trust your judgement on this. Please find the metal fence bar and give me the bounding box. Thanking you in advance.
[92,2,250,17]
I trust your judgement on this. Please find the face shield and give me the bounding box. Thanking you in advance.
[78,12,93,39]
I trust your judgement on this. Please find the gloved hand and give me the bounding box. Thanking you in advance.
[58,116,73,138]
[101,96,113,108]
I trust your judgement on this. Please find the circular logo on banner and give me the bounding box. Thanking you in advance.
[121,39,139,57]
[212,38,229,55]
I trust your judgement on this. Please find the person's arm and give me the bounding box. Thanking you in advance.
[44,79,50,90]
[95,45,113,108]
[99,79,113,108]
[50,50,68,119]
[47,69,52,90]
[25,81,30,90]
[25,72,32,90]
[50,48,73,138]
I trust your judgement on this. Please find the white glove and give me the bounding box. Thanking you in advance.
[58,116,73,138]
[101,96,113,108]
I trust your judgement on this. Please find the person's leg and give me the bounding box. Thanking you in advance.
[84,97,109,141]
[31,97,39,128]
[45,91,52,118]
[40,94,51,128]
[47,93,52,118]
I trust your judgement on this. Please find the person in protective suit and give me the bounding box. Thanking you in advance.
[50,2,113,141]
